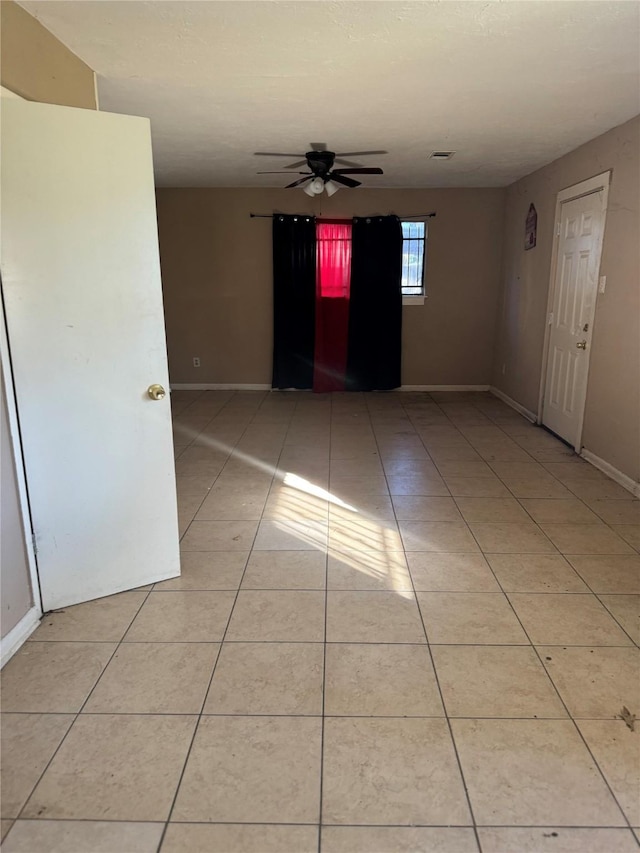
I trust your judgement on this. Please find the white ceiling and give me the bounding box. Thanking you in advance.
[19,0,640,188]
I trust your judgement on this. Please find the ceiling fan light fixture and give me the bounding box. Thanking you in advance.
[255,144,385,190]
[303,177,325,196]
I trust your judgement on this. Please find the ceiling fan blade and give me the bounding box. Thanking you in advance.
[257,171,310,175]
[309,142,327,151]
[284,160,308,169]
[335,150,388,157]
[333,167,384,175]
[329,174,361,188]
[285,176,313,189]
[334,158,364,168]
[254,151,305,157]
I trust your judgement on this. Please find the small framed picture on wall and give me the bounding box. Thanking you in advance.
[525,203,537,250]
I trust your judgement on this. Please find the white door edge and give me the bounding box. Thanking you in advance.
[0,286,42,617]
[537,171,611,450]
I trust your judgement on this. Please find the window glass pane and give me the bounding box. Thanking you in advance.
[400,221,426,296]
[402,221,425,241]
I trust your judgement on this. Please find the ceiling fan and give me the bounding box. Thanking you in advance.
[254,142,386,195]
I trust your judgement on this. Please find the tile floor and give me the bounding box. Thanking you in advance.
[1,390,639,853]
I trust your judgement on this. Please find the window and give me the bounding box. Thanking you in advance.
[315,217,427,303]
[316,221,352,298]
[401,220,427,301]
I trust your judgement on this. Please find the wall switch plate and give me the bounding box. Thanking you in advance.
[193,357,201,367]
[598,276,607,294]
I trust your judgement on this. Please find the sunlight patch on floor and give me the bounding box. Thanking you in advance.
[174,424,414,597]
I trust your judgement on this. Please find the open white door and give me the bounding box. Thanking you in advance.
[542,178,608,449]
[1,98,180,610]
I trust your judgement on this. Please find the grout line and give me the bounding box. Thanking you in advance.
[317,392,332,853]
[373,392,484,853]
[157,392,288,853]
[29,586,626,595]
[9,391,637,845]
[404,395,639,838]
[6,817,639,829]
[179,545,633,555]
[591,591,640,649]
[16,639,638,647]
[173,390,277,542]
[463,511,637,834]
[14,585,156,822]
[3,711,601,719]
[558,571,639,648]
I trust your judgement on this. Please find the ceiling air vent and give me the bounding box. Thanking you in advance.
[430,151,455,160]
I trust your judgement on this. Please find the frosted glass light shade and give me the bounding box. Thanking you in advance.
[324,180,340,197]
[303,177,325,196]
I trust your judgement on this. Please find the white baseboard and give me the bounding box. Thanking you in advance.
[1,606,41,668]
[173,383,493,393]
[400,384,490,392]
[171,383,271,391]
[489,386,537,422]
[580,449,640,497]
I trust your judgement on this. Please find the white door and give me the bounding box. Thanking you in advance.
[542,190,606,448]
[1,98,180,610]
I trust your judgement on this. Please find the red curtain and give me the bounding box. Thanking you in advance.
[313,221,352,392]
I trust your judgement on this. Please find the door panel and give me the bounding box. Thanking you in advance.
[543,192,604,448]
[1,98,180,610]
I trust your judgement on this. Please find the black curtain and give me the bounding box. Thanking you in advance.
[346,216,403,391]
[272,215,316,389]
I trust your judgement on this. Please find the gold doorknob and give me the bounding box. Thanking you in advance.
[147,384,166,400]
[576,341,587,350]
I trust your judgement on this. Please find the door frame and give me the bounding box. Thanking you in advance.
[536,170,611,450]
[0,283,42,665]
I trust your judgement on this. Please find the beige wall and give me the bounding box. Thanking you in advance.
[1,0,96,108]
[492,115,640,483]
[156,188,505,386]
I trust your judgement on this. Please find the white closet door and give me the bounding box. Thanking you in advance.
[543,190,605,448]
[1,98,180,610]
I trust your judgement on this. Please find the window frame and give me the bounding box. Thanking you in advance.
[400,219,427,305]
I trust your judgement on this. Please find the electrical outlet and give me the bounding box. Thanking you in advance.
[598,275,607,294]
[193,357,201,368]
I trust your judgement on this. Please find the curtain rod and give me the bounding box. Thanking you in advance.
[249,212,436,219]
